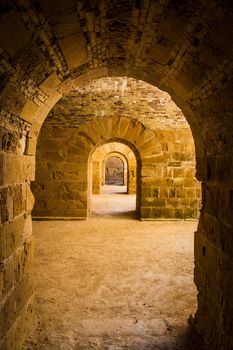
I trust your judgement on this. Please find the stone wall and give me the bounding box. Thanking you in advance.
[0,118,35,349]
[32,117,201,220]
[46,78,186,131]
[1,1,233,348]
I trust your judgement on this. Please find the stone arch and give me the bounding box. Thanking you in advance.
[90,141,136,194]
[26,69,204,169]
[1,2,233,347]
[103,153,127,186]
[33,114,200,220]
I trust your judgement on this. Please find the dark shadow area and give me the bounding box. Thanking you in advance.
[145,324,204,350]
[90,209,137,220]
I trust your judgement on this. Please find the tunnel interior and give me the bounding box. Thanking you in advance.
[0,1,233,349]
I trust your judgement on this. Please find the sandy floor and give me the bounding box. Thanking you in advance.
[90,185,136,218]
[24,187,203,349]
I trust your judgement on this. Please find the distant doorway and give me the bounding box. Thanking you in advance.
[105,156,125,186]
[89,141,139,218]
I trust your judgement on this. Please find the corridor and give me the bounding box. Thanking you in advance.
[24,214,203,349]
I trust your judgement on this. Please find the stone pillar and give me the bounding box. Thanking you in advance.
[0,151,35,349]
[92,160,101,194]
[194,154,233,349]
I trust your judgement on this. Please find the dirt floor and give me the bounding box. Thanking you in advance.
[24,186,204,349]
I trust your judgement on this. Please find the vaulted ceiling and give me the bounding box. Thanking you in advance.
[1,0,233,162]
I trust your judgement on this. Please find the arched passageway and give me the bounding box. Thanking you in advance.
[105,156,125,186]
[90,141,138,218]
[1,1,233,349]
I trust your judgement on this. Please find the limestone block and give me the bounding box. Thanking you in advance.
[183,178,198,187]
[3,154,22,185]
[0,270,3,299]
[149,207,163,218]
[140,207,151,219]
[13,185,25,218]
[39,72,61,96]
[1,272,33,337]
[25,137,37,156]
[4,215,24,259]
[194,231,220,286]
[26,186,35,214]
[0,294,34,350]
[173,208,185,219]
[0,226,5,262]
[174,178,185,187]
[183,207,196,218]
[20,99,39,123]
[163,207,175,218]
[59,33,88,69]
[141,166,156,177]
[32,103,51,126]
[3,256,14,295]
[57,78,75,94]
[185,168,196,178]
[173,167,185,178]
[24,156,35,182]
[1,187,14,224]
[44,91,62,109]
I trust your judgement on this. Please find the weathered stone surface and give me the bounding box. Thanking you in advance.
[0,1,233,349]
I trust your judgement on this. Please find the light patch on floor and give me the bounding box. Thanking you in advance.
[91,185,136,218]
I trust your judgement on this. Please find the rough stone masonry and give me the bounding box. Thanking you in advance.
[0,1,233,349]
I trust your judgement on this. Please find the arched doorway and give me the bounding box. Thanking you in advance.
[105,156,125,186]
[89,141,138,217]
[1,1,233,347]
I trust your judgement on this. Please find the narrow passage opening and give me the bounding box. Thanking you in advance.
[90,143,137,218]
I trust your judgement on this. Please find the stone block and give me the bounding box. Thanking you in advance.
[150,207,163,218]
[172,152,193,161]
[185,167,196,178]
[39,72,61,96]
[13,185,25,218]
[0,152,5,186]
[4,215,24,259]
[163,207,174,218]
[3,256,14,295]
[59,32,88,69]
[0,294,34,350]
[140,207,151,219]
[1,187,13,224]
[183,207,196,218]
[173,167,185,178]
[25,185,35,214]
[20,99,39,123]
[3,153,24,185]
[173,208,184,219]
[194,230,220,287]
[0,226,5,262]
[23,215,32,241]
[183,178,198,187]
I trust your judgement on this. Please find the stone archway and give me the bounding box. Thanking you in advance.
[1,1,233,348]
[104,155,126,186]
[88,140,139,217]
[33,114,200,221]
[90,142,137,195]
